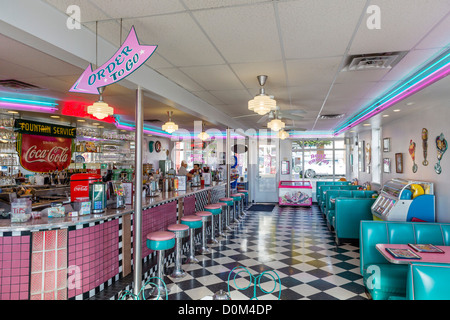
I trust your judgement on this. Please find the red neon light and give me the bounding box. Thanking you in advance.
[61,102,115,123]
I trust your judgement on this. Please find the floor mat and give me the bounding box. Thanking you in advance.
[246,204,275,212]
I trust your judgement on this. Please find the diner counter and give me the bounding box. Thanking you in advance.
[0,181,227,232]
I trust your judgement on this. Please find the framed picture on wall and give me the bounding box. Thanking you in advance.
[395,153,403,173]
[281,160,290,175]
[383,138,391,152]
[383,158,391,173]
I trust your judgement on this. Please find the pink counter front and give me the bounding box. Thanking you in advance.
[278,181,312,206]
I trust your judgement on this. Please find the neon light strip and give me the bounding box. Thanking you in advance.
[333,49,450,134]
[0,97,58,107]
[0,102,57,112]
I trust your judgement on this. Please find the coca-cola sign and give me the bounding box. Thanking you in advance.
[18,133,73,172]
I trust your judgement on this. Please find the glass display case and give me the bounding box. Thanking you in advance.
[278,180,312,206]
[371,178,435,222]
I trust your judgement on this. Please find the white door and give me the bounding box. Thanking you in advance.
[254,140,279,203]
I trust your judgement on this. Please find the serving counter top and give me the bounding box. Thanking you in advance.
[0,181,226,232]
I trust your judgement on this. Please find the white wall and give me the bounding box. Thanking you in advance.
[350,102,450,222]
[142,136,173,171]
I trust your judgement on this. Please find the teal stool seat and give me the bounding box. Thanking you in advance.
[219,197,234,231]
[204,204,222,215]
[181,215,203,264]
[205,204,223,243]
[230,194,242,224]
[146,231,175,251]
[219,197,234,206]
[145,231,175,298]
[196,211,213,252]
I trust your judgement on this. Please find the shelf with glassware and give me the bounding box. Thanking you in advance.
[71,138,135,167]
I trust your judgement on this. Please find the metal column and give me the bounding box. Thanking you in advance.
[226,128,231,198]
[133,86,144,296]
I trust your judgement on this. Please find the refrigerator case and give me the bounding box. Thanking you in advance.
[371,178,435,222]
[278,180,312,206]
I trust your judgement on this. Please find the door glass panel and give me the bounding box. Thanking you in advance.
[257,143,277,194]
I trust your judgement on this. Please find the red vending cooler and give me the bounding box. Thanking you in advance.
[70,173,102,202]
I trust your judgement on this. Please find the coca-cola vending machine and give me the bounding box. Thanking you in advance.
[70,173,102,202]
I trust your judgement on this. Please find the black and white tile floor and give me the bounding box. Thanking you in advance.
[162,204,367,300]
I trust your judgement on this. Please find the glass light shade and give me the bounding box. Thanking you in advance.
[267,118,285,132]
[248,95,276,115]
[198,131,210,141]
[162,121,178,134]
[87,101,114,120]
[278,130,289,140]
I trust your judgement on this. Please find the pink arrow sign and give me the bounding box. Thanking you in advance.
[70,26,157,95]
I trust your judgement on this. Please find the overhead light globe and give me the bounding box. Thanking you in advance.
[198,131,210,141]
[162,111,178,134]
[248,75,276,115]
[278,130,289,140]
[87,101,114,120]
[267,118,285,132]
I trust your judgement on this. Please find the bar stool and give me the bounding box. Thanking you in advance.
[235,192,245,218]
[204,204,222,244]
[167,223,189,279]
[216,202,228,237]
[219,197,234,232]
[195,211,213,254]
[240,190,249,208]
[146,231,175,297]
[181,215,203,264]
[230,193,242,223]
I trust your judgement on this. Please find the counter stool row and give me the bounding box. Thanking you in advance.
[145,191,249,299]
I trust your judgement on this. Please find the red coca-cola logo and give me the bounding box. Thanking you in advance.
[19,134,72,173]
[73,185,88,192]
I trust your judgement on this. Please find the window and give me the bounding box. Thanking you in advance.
[291,139,346,181]
[372,129,381,184]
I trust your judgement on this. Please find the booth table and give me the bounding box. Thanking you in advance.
[376,244,450,264]
[278,180,312,206]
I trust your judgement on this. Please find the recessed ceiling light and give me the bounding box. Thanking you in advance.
[7,110,18,114]
[77,119,85,122]
[92,123,100,126]
[363,123,371,126]
[382,114,389,118]
[406,102,414,106]
[98,125,104,128]
[50,115,60,119]
[393,109,401,112]
[120,130,126,132]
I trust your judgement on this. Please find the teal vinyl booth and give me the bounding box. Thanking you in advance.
[315,181,351,204]
[405,263,450,300]
[360,220,450,300]
[318,185,362,213]
[333,197,376,245]
[324,190,377,228]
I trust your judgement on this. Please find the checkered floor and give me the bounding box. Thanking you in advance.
[160,204,368,300]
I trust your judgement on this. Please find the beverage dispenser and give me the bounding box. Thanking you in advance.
[70,173,102,202]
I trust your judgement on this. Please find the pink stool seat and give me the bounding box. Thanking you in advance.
[217,202,227,206]
[205,204,222,210]
[220,197,233,201]
[181,215,202,222]
[167,224,189,232]
[195,211,212,217]
[147,231,175,241]
[240,190,248,193]
[231,193,242,197]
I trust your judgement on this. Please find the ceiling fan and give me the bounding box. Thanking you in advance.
[234,105,306,123]
[260,109,307,132]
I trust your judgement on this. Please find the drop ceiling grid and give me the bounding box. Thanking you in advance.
[276,0,368,60]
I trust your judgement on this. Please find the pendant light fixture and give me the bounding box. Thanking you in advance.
[162,111,178,134]
[198,121,210,141]
[267,109,285,132]
[87,86,114,120]
[278,129,289,140]
[87,22,114,120]
[248,75,276,115]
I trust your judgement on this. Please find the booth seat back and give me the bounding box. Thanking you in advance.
[406,263,450,300]
[359,221,450,276]
[315,181,350,201]
[318,185,361,211]
[334,197,375,239]
[326,190,376,214]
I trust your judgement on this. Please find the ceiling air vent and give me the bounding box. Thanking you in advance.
[0,79,42,91]
[319,114,345,120]
[342,51,407,71]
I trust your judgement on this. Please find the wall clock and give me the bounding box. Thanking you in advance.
[155,141,162,153]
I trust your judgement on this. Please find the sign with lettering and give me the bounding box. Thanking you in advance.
[14,119,77,139]
[17,134,73,173]
[69,26,157,95]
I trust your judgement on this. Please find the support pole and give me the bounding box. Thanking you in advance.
[133,86,144,296]
[226,127,231,197]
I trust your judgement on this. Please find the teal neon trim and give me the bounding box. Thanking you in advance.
[0,97,58,106]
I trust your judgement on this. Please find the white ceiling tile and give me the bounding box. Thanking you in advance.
[277,0,367,59]
[192,3,282,63]
[349,0,450,55]
[0,59,47,79]
[230,61,286,89]
[327,82,377,101]
[89,0,185,19]
[415,13,450,50]
[208,89,251,106]
[156,68,206,92]
[121,14,225,67]
[182,0,267,10]
[286,57,342,86]
[180,65,244,91]
[191,90,226,105]
[335,68,390,84]
[43,0,110,22]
